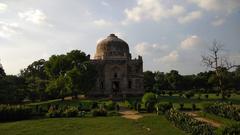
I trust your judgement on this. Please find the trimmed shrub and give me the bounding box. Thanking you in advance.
[91,102,98,109]
[179,103,184,110]
[146,101,155,113]
[142,92,157,105]
[204,102,240,121]
[142,92,157,112]
[63,106,79,117]
[0,105,32,121]
[92,109,107,117]
[192,104,197,110]
[166,109,215,135]
[156,102,173,114]
[105,101,116,111]
[185,91,194,99]
[46,108,62,118]
[222,123,240,135]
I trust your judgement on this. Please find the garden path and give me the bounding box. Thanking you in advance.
[119,107,143,120]
[184,111,222,128]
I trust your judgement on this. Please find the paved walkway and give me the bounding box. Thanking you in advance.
[119,107,143,120]
[184,111,222,128]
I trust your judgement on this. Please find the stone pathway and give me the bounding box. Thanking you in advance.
[119,107,143,120]
[184,111,222,128]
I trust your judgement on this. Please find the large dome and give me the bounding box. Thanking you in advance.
[94,34,131,60]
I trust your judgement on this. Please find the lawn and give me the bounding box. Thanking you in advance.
[0,115,185,135]
[3,93,238,135]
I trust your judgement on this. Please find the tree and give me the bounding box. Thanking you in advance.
[154,71,168,93]
[202,40,238,98]
[46,74,72,101]
[0,75,26,103]
[66,62,97,98]
[20,59,48,101]
[143,71,155,92]
[0,62,6,78]
[165,70,183,90]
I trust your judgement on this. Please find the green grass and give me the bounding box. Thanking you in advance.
[0,115,185,135]
[156,93,240,110]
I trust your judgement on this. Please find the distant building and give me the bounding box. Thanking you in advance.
[90,34,144,97]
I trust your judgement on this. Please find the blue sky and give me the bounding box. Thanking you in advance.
[0,0,240,75]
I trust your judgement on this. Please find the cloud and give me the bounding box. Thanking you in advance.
[123,0,185,24]
[211,18,225,26]
[134,42,168,56]
[18,9,47,24]
[93,19,112,27]
[0,21,19,38]
[180,35,203,49]
[0,3,7,12]
[188,0,240,14]
[101,1,110,7]
[178,11,202,24]
[155,50,179,63]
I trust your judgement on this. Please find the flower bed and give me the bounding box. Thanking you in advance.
[203,103,240,121]
[165,109,215,135]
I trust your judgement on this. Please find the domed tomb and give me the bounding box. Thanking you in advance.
[94,34,131,60]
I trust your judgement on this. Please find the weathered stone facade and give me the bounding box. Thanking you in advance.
[90,34,144,96]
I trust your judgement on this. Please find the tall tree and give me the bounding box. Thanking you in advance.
[0,62,6,78]
[20,59,48,101]
[143,71,155,92]
[165,70,183,90]
[202,40,238,98]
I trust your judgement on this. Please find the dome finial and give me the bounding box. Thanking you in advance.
[109,33,117,38]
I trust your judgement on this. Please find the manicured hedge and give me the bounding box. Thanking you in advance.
[0,104,32,121]
[165,109,215,135]
[204,103,240,121]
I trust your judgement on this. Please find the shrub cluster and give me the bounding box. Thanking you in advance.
[142,92,157,112]
[204,103,240,121]
[46,106,83,118]
[156,102,173,114]
[222,123,240,135]
[91,109,107,117]
[0,104,32,121]
[165,109,215,135]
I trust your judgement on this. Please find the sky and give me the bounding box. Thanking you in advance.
[0,0,240,75]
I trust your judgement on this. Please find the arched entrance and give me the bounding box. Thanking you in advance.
[112,81,120,95]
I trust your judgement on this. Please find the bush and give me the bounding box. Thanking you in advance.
[142,92,157,108]
[91,102,98,109]
[92,109,107,117]
[156,102,173,114]
[222,123,240,135]
[166,109,215,135]
[63,106,79,117]
[185,91,194,99]
[192,104,197,110]
[180,103,184,110]
[107,111,120,116]
[46,108,62,118]
[204,102,240,121]
[0,105,32,121]
[146,101,155,113]
[168,91,173,96]
[105,101,116,111]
